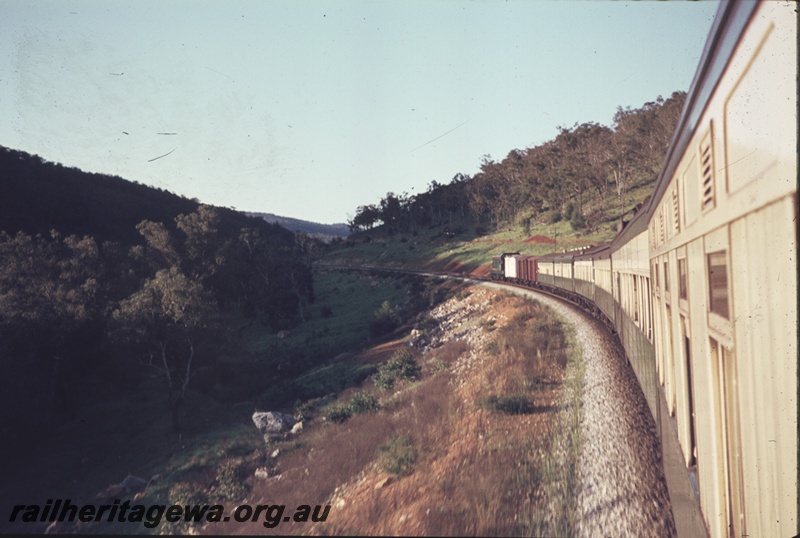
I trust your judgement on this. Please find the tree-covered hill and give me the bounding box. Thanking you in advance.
[249,211,350,242]
[347,93,686,237]
[0,146,314,454]
[0,145,295,247]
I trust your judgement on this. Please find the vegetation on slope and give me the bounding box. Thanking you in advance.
[350,93,683,235]
[0,150,315,467]
[244,287,582,536]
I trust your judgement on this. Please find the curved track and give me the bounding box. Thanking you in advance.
[322,266,678,534]
[482,281,676,537]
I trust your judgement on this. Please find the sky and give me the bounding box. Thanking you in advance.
[0,0,721,225]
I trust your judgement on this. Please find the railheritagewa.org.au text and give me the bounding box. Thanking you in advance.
[9,498,331,529]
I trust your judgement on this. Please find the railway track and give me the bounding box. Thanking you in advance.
[320,264,680,535]
[484,281,677,536]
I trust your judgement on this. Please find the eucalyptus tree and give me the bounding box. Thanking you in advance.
[349,204,381,232]
[111,267,217,432]
[0,231,105,426]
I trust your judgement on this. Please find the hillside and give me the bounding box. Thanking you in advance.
[3,272,584,536]
[345,93,684,246]
[320,94,685,276]
[318,176,656,278]
[250,212,350,242]
[0,146,297,246]
[0,146,314,476]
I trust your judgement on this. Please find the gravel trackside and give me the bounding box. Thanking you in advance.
[483,282,677,537]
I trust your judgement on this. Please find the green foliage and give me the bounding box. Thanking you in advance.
[160,482,210,533]
[0,159,314,440]
[378,435,418,477]
[372,349,421,391]
[0,231,107,432]
[0,146,198,245]
[482,394,535,415]
[214,459,250,502]
[570,212,587,230]
[111,265,218,432]
[369,300,401,337]
[324,404,352,424]
[324,390,379,424]
[168,481,210,506]
[565,203,587,230]
[483,341,500,356]
[113,267,215,334]
[344,92,686,234]
[0,231,104,341]
[347,390,380,414]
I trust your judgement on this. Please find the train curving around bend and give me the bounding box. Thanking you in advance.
[491,2,797,537]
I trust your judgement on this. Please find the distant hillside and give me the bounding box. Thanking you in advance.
[0,146,294,246]
[250,212,350,242]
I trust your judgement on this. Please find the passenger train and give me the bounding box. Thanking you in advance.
[491,2,797,537]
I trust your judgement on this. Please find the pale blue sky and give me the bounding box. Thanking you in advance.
[0,0,720,224]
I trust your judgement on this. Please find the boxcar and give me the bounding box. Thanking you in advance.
[515,255,538,286]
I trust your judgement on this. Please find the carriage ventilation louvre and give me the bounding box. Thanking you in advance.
[672,187,680,233]
[700,131,715,210]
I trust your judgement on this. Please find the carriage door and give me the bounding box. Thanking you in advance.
[710,339,745,538]
[680,314,697,470]
[706,237,744,537]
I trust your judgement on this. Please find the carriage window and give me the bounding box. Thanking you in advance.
[663,261,670,293]
[708,251,729,318]
[653,261,659,291]
[678,258,688,300]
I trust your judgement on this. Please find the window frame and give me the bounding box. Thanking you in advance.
[705,227,734,346]
[678,247,689,315]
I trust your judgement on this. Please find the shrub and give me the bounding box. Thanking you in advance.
[214,459,250,502]
[565,202,576,220]
[378,435,418,477]
[169,481,209,506]
[348,390,379,414]
[483,341,500,356]
[164,482,209,533]
[324,390,379,425]
[548,210,562,224]
[482,394,535,415]
[372,349,421,391]
[369,301,400,337]
[324,404,352,424]
[570,211,586,230]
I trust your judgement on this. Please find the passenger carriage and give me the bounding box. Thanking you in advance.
[490,2,796,536]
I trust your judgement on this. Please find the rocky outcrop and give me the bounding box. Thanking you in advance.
[252,411,297,438]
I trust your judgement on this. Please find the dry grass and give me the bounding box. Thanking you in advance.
[209,287,581,536]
